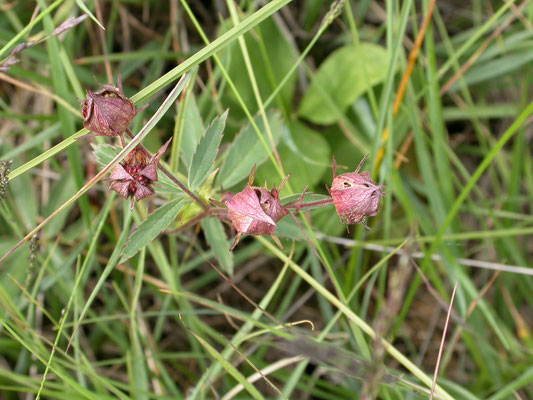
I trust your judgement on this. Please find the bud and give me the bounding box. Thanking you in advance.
[106,139,171,209]
[329,155,385,228]
[79,73,147,143]
[225,166,290,250]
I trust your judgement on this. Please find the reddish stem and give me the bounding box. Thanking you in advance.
[285,197,334,210]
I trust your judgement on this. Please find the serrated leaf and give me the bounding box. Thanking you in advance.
[188,110,228,190]
[180,94,204,167]
[299,43,389,125]
[217,110,284,189]
[121,198,185,261]
[202,217,234,276]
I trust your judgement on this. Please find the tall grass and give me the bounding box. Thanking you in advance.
[1,1,532,399]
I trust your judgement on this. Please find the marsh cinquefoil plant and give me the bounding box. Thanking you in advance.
[80,75,385,249]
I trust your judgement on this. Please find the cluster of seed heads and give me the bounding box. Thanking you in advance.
[0,160,13,201]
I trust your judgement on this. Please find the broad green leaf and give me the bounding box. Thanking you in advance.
[256,121,330,193]
[188,110,228,190]
[299,43,389,125]
[217,110,284,189]
[202,217,234,276]
[121,198,185,261]
[180,94,204,167]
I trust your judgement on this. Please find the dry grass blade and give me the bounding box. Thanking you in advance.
[222,356,305,400]
[430,282,458,400]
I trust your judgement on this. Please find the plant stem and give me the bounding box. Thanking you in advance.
[285,198,334,210]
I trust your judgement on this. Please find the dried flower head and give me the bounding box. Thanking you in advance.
[0,160,13,201]
[225,166,290,250]
[79,73,147,144]
[329,155,385,228]
[106,139,171,209]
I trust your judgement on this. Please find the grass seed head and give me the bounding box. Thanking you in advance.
[0,160,12,201]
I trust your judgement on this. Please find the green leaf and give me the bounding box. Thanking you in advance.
[121,199,185,262]
[91,143,118,166]
[188,110,228,190]
[217,110,284,189]
[202,217,234,276]
[256,121,330,193]
[298,43,389,125]
[180,94,205,168]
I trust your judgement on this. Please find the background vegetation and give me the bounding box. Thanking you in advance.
[1,0,533,399]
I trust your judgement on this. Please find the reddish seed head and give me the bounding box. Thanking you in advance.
[79,73,148,139]
[107,139,171,209]
[225,166,290,250]
[329,155,385,227]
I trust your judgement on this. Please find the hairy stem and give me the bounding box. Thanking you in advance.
[285,197,334,210]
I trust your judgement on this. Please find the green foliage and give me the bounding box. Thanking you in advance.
[201,217,234,276]
[220,17,297,117]
[1,1,533,400]
[256,121,331,192]
[188,110,228,190]
[217,109,284,189]
[299,43,389,124]
[180,94,205,168]
[121,198,185,261]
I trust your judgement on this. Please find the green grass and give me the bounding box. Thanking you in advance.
[1,1,533,399]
